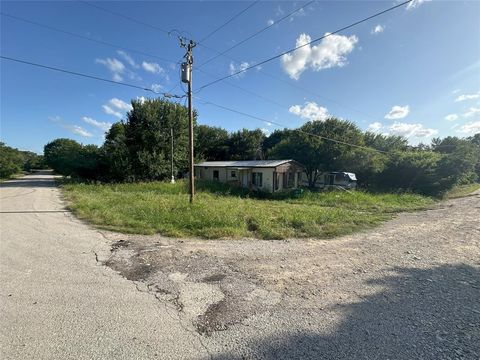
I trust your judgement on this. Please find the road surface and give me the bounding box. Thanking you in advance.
[0,171,209,359]
[1,171,479,359]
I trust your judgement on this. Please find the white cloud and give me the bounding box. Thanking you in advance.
[108,98,132,112]
[456,121,480,135]
[229,61,250,77]
[385,105,410,120]
[406,0,431,10]
[371,25,384,34]
[151,83,163,93]
[49,116,93,137]
[142,61,164,74]
[289,101,329,121]
[366,122,383,132]
[289,7,306,22]
[82,116,112,132]
[452,89,461,94]
[455,92,480,102]
[444,114,459,121]
[281,32,358,80]
[260,128,271,135]
[464,107,480,118]
[95,57,125,81]
[388,122,438,138]
[136,96,147,104]
[117,50,138,68]
[102,105,122,118]
[69,125,93,137]
[267,19,275,26]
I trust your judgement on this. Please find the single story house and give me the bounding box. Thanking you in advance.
[194,160,305,193]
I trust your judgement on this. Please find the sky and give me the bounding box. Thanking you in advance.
[1,0,480,154]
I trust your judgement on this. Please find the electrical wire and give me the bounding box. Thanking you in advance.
[198,0,316,68]
[196,0,413,92]
[78,0,171,35]
[74,0,385,121]
[194,95,389,154]
[198,1,260,44]
[0,55,186,98]
[1,12,177,66]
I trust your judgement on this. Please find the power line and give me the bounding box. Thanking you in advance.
[79,0,171,35]
[1,12,177,66]
[0,55,185,98]
[198,0,316,68]
[198,1,260,44]
[196,0,413,92]
[194,95,388,154]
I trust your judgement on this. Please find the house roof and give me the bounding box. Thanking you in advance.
[195,160,298,168]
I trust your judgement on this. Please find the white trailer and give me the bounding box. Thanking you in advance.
[302,171,357,190]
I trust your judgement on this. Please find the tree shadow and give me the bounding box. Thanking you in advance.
[0,170,57,188]
[213,264,480,359]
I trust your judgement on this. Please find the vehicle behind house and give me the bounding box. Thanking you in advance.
[302,171,357,190]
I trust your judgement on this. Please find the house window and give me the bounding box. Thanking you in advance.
[231,170,236,178]
[213,170,219,180]
[283,172,294,188]
[252,172,263,187]
[288,172,295,188]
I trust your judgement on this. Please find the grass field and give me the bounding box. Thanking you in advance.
[62,180,435,239]
[443,183,480,199]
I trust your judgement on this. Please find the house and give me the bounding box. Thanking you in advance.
[194,160,305,193]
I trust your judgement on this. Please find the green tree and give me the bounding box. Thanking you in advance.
[227,128,265,160]
[0,142,24,178]
[270,118,366,188]
[101,122,130,181]
[195,125,229,161]
[125,98,192,181]
[43,138,83,176]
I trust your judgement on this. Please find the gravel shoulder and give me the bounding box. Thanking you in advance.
[102,189,480,359]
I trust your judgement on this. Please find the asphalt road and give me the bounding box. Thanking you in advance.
[1,172,479,360]
[0,171,209,360]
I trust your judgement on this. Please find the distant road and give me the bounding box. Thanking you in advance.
[0,171,208,360]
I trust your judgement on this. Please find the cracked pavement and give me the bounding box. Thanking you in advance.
[1,171,479,359]
[0,172,209,359]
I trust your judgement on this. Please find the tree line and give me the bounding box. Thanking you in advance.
[0,142,45,179]
[39,97,479,196]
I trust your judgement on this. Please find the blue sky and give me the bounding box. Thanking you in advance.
[1,0,479,154]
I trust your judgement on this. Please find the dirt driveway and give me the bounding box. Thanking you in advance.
[101,191,480,359]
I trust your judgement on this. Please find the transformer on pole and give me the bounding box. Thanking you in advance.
[180,38,196,203]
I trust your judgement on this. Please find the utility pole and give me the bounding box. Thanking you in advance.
[180,38,196,203]
[170,127,175,184]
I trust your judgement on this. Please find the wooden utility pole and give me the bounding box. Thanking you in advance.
[181,39,196,203]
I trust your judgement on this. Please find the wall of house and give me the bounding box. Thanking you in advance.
[195,167,227,182]
[251,168,275,192]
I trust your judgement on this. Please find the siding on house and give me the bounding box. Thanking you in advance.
[194,160,304,193]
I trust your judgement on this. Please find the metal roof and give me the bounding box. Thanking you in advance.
[195,160,296,168]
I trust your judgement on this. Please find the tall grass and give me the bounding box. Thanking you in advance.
[62,180,434,239]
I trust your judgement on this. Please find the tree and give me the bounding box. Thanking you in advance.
[378,150,443,195]
[0,142,24,178]
[364,132,408,152]
[124,98,192,181]
[226,129,265,160]
[101,122,129,181]
[270,118,366,188]
[43,138,83,176]
[195,125,229,161]
[263,128,293,157]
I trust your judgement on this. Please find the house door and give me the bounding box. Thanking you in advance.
[241,171,249,187]
[328,174,335,186]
